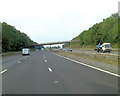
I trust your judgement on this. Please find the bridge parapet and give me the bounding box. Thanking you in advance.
[33,40,79,46]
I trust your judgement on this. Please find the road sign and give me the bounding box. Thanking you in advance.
[35,46,39,49]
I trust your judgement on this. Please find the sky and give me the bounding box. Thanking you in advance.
[0,0,119,47]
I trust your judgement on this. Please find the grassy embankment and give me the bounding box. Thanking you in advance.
[63,13,119,49]
[52,50,119,66]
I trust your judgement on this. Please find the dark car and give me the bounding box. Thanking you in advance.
[64,48,72,51]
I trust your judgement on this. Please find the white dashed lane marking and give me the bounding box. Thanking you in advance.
[0,69,8,74]
[45,60,47,62]
[54,81,58,83]
[18,61,21,63]
[48,67,52,72]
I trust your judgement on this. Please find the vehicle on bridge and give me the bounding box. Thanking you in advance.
[22,48,30,55]
[95,43,112,52]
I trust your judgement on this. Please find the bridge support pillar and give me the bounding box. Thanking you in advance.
[50,45,51,51]
[69,42,70,48]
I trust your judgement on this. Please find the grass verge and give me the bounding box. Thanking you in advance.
[52,51,118,66]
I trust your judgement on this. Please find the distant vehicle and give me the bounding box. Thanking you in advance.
[95,43,112,52]
[22,48,30,55]
[63,49,66,51]
[68,48,72,51]
[63,48,72,51]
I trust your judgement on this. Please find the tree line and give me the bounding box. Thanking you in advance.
[2,22,37,52]
[63,13,119,48]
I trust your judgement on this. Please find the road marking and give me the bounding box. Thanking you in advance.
[48,67,52,72]
[54,81,58,83]
[44,57,45,58]
[0,69,7,74]
[53,53,120,77]
[18,61,21,63]
[45,60,47,62]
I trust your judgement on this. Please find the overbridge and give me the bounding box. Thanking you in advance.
[34,40,79,46]
[33,40,79,49]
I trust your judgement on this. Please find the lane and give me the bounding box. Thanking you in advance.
[2,51,66,94]
[44,51,118,94]
[2,54,23,70]
[2,50,118,94]
[2,51,40,70]
[54,53,119,77]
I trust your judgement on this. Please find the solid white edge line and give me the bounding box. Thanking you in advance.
[0,69,8,74]
[48,67,52,72]
[53,53,120,77]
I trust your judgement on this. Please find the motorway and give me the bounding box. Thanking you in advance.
[2,50,119,94]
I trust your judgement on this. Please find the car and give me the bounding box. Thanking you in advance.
[22,48,30,55]
[100,43,112,52]
[68,48,72,51]
[63,48,72,51]
[63,49,67,51]
[95,43,112,52]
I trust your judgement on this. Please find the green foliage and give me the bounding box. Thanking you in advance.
[52,45,60,49]
[64,13,119,48]
[2,22,37,52]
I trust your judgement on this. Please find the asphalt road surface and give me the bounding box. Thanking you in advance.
[2,50,119,94]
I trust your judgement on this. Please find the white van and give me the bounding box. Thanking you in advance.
[100,43,112,52]
[22,48,30,55]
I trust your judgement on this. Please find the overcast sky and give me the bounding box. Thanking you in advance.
[0,0,119,45]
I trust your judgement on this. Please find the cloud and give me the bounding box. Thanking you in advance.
[0,0,119,43]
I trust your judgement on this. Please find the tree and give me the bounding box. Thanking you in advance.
[2,22,37,52]
[64,13,119,48]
